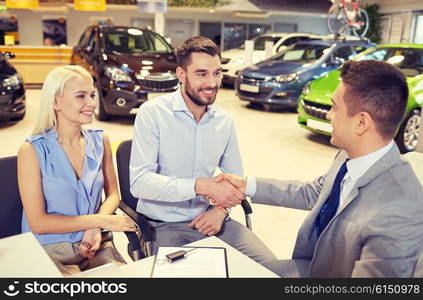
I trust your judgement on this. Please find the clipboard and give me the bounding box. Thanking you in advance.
[151,246,229,278]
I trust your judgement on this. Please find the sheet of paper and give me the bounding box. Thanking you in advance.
[151,246,228,278]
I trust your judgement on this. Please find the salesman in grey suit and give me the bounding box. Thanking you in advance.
[214,60,423,277]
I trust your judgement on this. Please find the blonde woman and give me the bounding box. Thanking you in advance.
[17,65,136,276]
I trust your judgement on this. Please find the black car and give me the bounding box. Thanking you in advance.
[0,52,25,122]
[71,25,179,120]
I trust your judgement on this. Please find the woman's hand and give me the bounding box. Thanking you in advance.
[79,228,101,259]
[99,215,137,232]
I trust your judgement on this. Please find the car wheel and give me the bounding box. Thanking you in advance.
[394,108,421,153]
[94,82,110,121]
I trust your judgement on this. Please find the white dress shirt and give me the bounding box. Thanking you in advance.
[337,140,394,213]
[130,88,243,222]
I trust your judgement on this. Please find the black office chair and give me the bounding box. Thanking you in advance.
[0,155,142,262]
[116,139,254,258]
[0,156,22,239]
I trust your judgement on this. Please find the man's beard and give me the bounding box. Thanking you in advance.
[184,79,218,107]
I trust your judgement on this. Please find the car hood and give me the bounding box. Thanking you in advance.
[243,60,315,77]
[305,70,341,106]
[104,52,177,74]
[0,59,17,80]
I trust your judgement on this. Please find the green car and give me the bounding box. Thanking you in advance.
[298,44,423,153]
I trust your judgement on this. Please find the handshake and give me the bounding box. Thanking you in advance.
[195,173,248,208]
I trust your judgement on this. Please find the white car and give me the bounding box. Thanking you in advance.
[221,32,323,86]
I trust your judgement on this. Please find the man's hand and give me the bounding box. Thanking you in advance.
[79,228,101,259]
[215,173,247,194]
[195,177,244,208]
[187,207,227,236]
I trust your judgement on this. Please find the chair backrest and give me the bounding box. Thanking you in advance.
[0,156,23,238]
[116,140,139,211]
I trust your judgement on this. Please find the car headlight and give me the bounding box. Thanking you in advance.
[301,82,311,95]
[105,66,132,82]
[3,73,22,88]
[275,73,298,83]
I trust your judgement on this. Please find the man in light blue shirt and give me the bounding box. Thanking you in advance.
[129,36,276,264]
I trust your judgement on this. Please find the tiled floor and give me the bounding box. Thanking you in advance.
[1,87,340,262]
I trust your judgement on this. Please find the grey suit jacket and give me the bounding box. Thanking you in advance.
[253,145,423,277]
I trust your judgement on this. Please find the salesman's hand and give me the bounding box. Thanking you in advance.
[215,173,247,194]
[187,207,227,236]
[79,228,101,259]
[195,177,244,208]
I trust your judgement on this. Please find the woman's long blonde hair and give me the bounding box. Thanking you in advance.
[31,65,93,136]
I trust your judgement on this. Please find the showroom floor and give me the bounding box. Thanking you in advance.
[0,87,340,262]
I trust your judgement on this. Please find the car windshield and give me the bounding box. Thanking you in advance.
[103,29,173,54]
[239,36,282,50]
[354,47,423,77]
[272,44,329,63]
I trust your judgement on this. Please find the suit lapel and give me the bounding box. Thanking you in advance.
[298,150,349,240]
[331,144,401,221]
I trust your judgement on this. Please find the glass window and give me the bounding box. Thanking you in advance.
[413,14,423,44]
[42,18,67,46]
[273,44,329,63]
[282,37,299,47]
[333,46,353,60]
[352,45,367,54]
[248,24,271,39]
[240,35,280,51]
[355,47,423,76]
[79,28,92,48]
[223,23,247,50]
[103,29,172,54]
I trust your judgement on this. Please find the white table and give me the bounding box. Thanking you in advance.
[0,232,62,277]
[120,236,279,278]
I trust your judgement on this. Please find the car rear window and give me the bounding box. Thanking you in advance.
[103,29,173,54]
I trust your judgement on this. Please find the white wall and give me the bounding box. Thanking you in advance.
[7,5,328,47]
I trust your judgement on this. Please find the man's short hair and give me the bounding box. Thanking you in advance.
[340,60,409,139]
[176,36,221,69]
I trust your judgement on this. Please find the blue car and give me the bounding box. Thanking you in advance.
[235,38,373,108]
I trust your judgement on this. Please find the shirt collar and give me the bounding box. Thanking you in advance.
[346,140,394,181]
[172,87,216,118]
[44,127,96,161]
